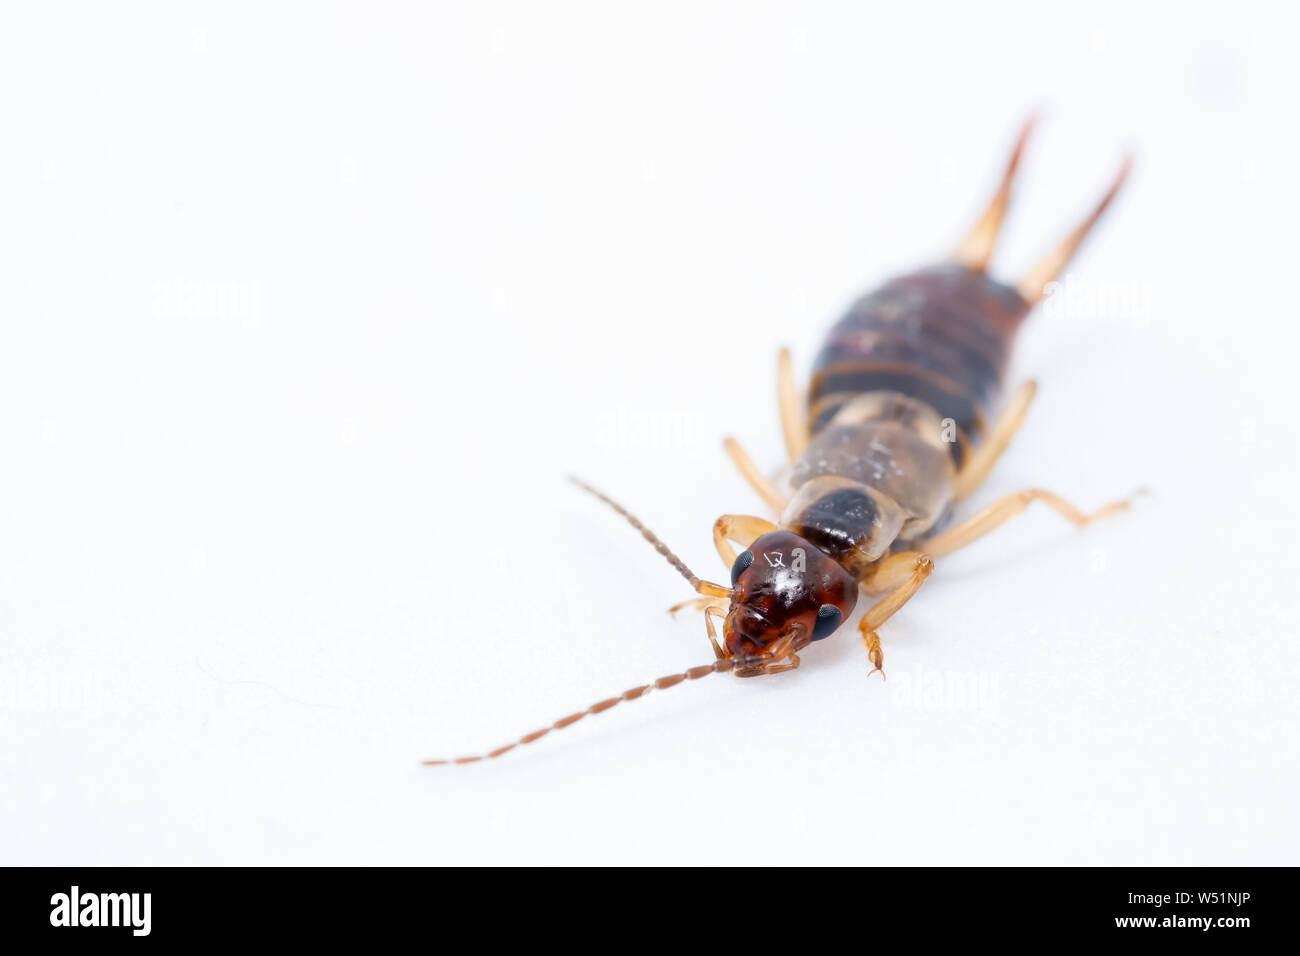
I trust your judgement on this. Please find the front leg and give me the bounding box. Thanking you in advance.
[668,514,781,656]
[858,552,934,677]
[712,513,778,567]
[667,514,775,617]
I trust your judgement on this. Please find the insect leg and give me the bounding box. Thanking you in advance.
[857,552,934,677]
[920,488,1137,561]
[668,596,721,615]
[777,348,808,462]
[953,380,1038,500]
[952,115,1038,271]
[723,436,786,514]
[712,513,778,567]
[666,516,772,615]
[665,599,731,659]
[703,605,727,659]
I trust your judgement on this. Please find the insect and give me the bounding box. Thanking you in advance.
[424,117,1135,765]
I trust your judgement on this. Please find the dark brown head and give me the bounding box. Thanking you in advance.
[724,530,858,660]
[421,482,868,765]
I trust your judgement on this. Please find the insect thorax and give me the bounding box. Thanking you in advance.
[779,391,957,576]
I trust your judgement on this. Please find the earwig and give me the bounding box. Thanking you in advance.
[423,117,1136,765]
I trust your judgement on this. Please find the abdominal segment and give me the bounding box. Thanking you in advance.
[808,263,1030,465]
[784,264,1032,568]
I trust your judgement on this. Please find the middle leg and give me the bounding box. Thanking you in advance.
[723,437,786,515]
[723,347,808,516]
[777,347,808,462]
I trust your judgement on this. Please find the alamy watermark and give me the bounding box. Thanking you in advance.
[889,664,1001,716]
[50,886,151,936]
[152,276,262,326]
[1040,273,1154,327]
[0,669,104,712]
[592,405,710,451]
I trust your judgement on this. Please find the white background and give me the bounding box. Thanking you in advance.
[2,2,1296,865]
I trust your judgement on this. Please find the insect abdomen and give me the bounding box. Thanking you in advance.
[779,263,1032,571]
[807,263,1031,464]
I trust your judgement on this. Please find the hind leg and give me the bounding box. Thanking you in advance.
[864,489,1135,597]
[953,380,1037,500]
[922,488,1135,562]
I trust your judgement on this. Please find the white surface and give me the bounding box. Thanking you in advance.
[1,2,1296,865]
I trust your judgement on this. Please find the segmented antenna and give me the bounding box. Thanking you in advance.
[569,476,707,590]
[420,476,745,765]
[422,656,739,765]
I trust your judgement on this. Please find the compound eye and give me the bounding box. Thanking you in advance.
[811,604,842,641]
[730,549,755,586]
